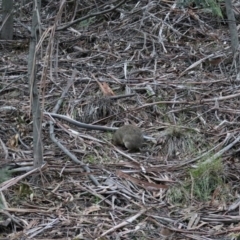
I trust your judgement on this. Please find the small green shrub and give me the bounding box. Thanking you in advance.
[177,0,223,17]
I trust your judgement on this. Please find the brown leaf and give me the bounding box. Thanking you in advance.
[7,134,19,148]
[100,82,115,96]
[91,73,115,96]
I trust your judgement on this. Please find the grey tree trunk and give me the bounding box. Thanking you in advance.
[28,1,43,168]
[224,0,239,53]
[224,0,240,76]
[1,0,13,40]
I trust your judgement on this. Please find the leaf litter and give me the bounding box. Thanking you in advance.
[0,0,240,239]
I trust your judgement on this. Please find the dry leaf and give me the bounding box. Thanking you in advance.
[91,73,115,96]
[96,81,115,96]
[7,134,19,148]
[83,205,101,215]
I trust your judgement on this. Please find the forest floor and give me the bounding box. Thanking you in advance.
[1,0,240,239]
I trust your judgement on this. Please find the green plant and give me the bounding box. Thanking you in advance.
[177,0,223,17]
[0,198,4,210]
[0,167,12,183]
[86,154,97,164]
[78,17,96,28]
[167,184,190,205]
[94,196,101,204]
[167,158,225,204]
[18,183,34,199]
[190,158,224,201]
[228,232,240,240]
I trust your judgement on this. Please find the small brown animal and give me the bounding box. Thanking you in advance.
[112,125,143,151]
